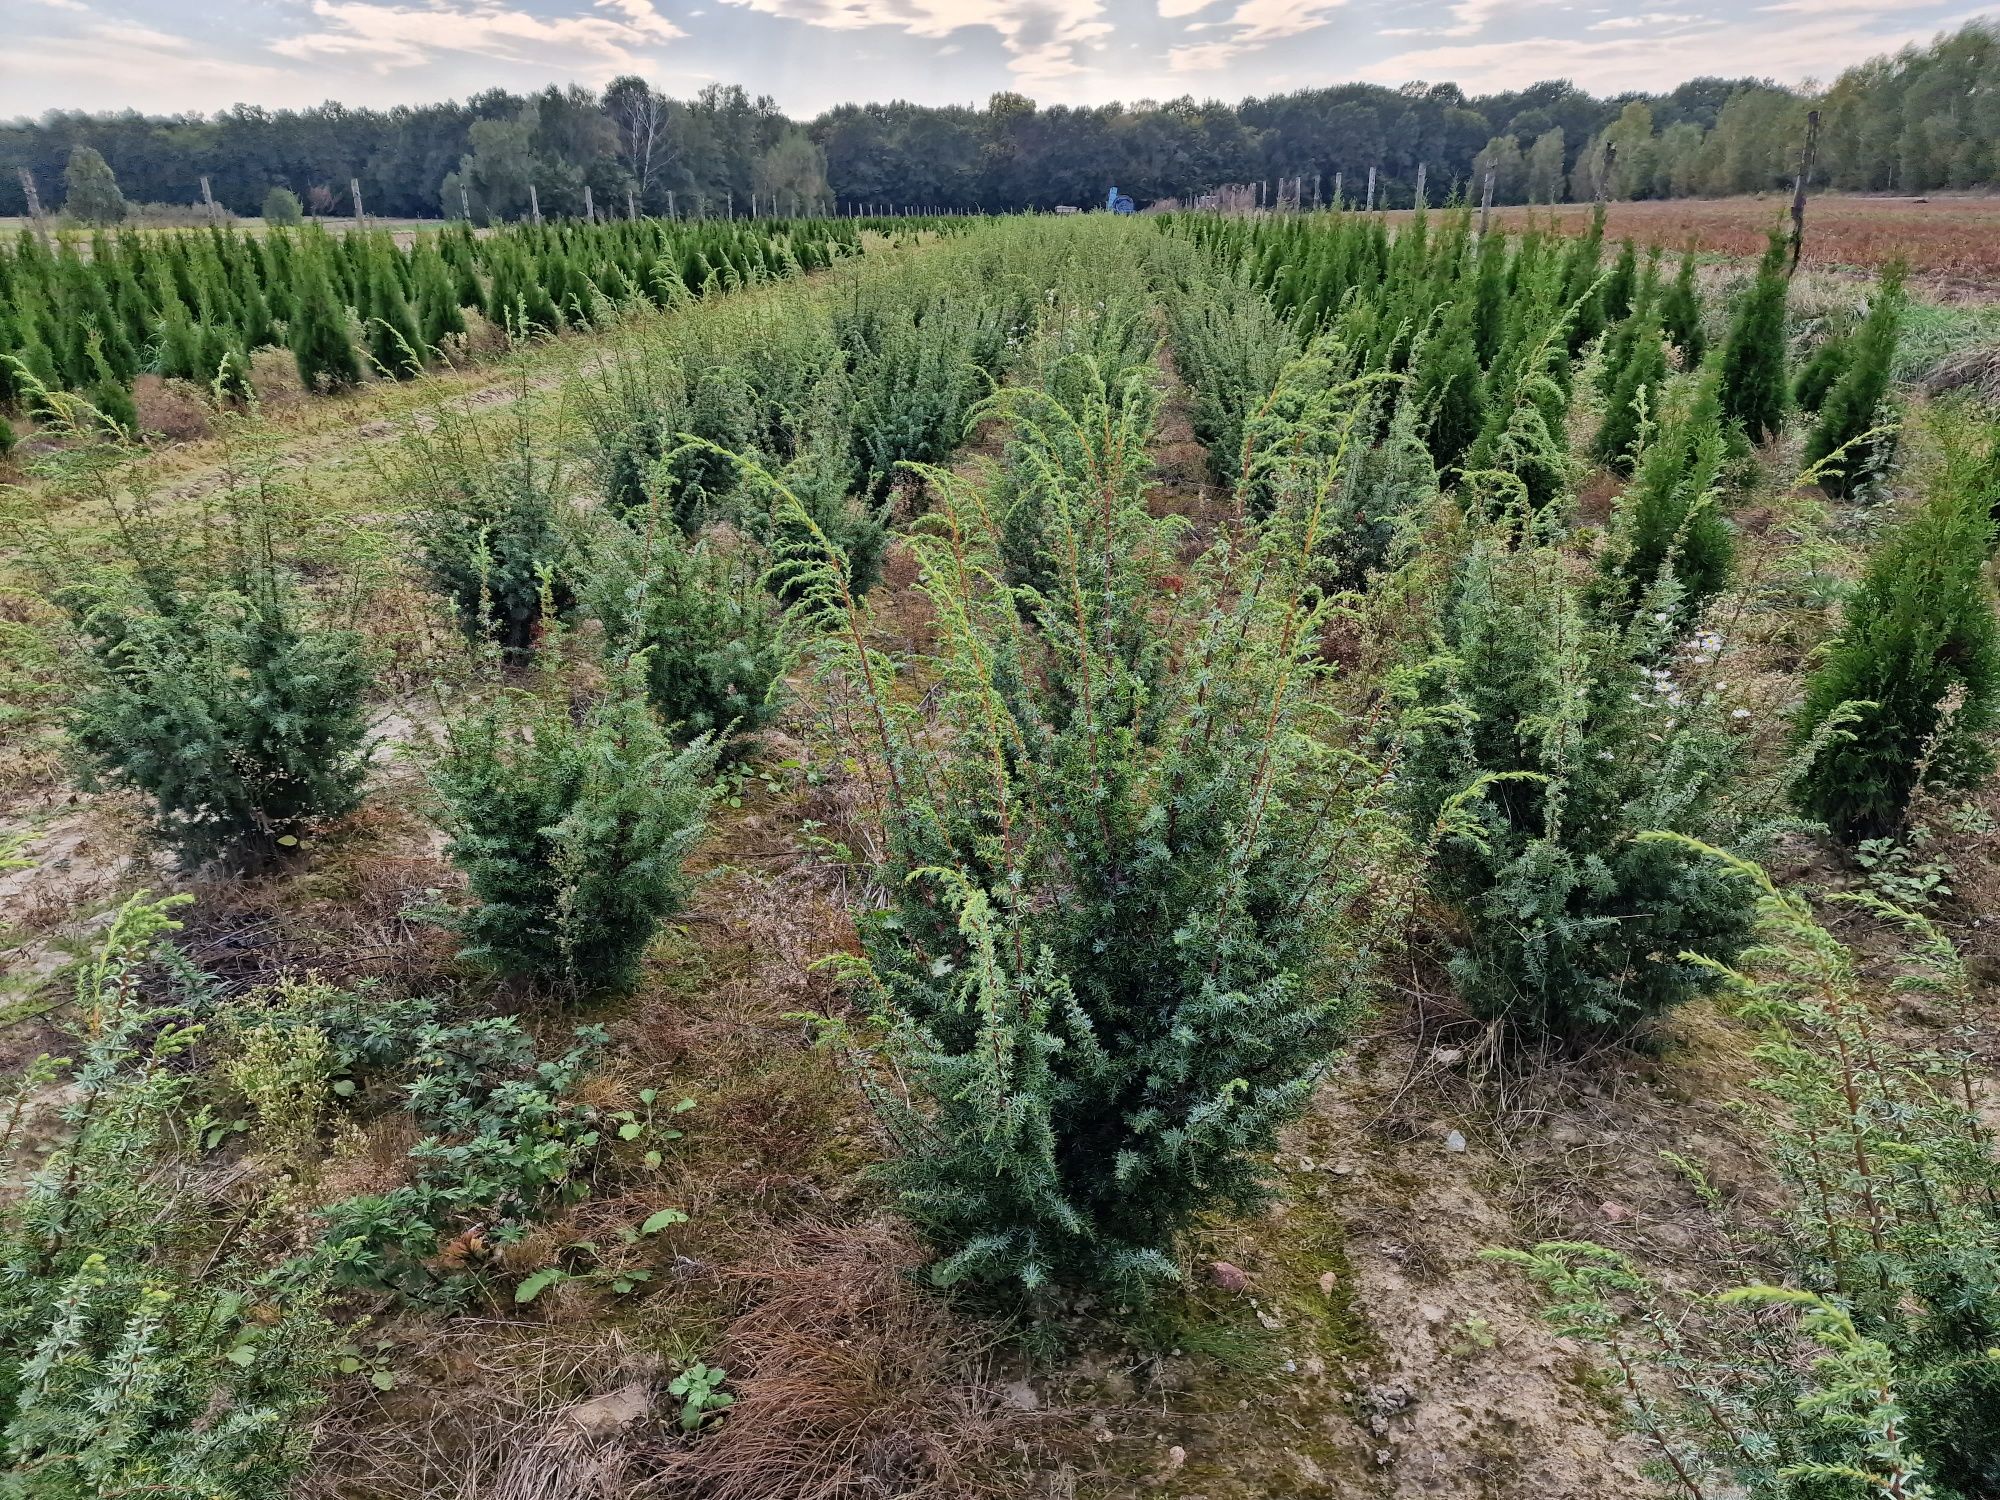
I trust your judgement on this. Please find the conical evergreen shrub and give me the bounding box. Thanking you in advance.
[1397,528,1759,1036]
[1792,418,1999,840]
[365,244,425,378]
[289,242,361,392]
[1658,244,1705,365]
[1593,290,1669,473]
[1803,264,1905,498]
[1717,230,1789,444]
[1594,358,1734,626]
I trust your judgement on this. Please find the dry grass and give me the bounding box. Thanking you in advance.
[641,1220,1047,1500]
[1461,194,2000,294]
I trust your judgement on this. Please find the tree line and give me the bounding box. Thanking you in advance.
[1,21,1994,223]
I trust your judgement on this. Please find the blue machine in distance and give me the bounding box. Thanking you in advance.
[1106,185,1136,214]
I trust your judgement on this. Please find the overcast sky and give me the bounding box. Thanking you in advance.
[4,0,1990,120]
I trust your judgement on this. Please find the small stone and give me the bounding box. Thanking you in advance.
[1002,1380,1040,1412]
[1444,1129,1467,1153]
[1255,1306,1283,1331]
[1419,1302,1447,1325]
[1208,1260,1251,1292]
[1164,1446,1187,1473]
[1318,1270,1339,1299]
[563,1381,652,1440]
[1600,1200,1631,1223]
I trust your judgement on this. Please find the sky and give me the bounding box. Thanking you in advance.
[3,0,1992,120]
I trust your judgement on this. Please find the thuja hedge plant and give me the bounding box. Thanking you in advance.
[1792,409,2000,842]
[787,351,1408,1298]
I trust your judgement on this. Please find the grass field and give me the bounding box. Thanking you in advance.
[1462,192,2000,291]
[2,211,1997,1500]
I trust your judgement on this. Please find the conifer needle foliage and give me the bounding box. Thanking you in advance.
[1395,525,1763,1035]
[1717,230,1791,445]
[429,664,719,995]
[47,463,372,873]
[788,349,1400,1297]
[0,894,334,1498]
[1792,413,2000,841]
[1495,842,2000,1499]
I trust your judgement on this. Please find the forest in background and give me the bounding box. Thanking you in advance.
[0,21,1994,223]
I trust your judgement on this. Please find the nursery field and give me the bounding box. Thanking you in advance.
[1,205,1998,1500]
[1467,192,2000,292]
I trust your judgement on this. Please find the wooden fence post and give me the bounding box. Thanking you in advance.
[627,187,637,221]
[584,185,594,222]
[1333,171,1342,208]
[529,183,541,225]
[17,168,50,249]
[1480,169,1495,235]
[1365,166,1376,212]
[667,189,675,219]
[1789,108,1821,276]
[1414,162,1426,209]
[200,174,219,224]
[1593,141,1615,206]
[459,180,472,222]
[351,176,365,228]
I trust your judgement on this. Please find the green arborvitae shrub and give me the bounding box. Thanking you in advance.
[404,411,577,655]
[1592,290,1670,474]
[61,494,372,872]
[413,242,467,354]
[791,353,1396,1296]
[1413,296,1486,473]
[262,186,304,226]
[1791,331,1849,413]
[1803,264,1905,498]
[0,414,17,457]
[1593,358,1735,628]
[1716,230,1789,444]
[1792,421,2000,841]
[1657,244,1705,366]
[0,895,335,1498]
[429,669,718,995]
[289,241,361,392]
[581,514,789,754]
[365,242,425,378]
[1397,530,1761,1036]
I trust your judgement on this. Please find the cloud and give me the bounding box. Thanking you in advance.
[270,0,684,73]
[26,0,89,11]
[1161,0,1345,74]
[1358,4,1989,93]
[712,0,1113,86]
[1588,10,1699,27]
[10,18,295,115]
